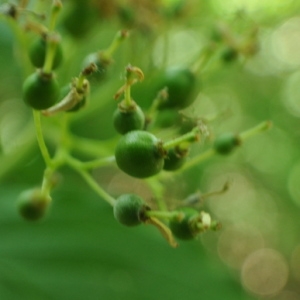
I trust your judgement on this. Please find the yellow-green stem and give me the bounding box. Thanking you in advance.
[41,167,55,198]
[239,120,272,141]
[147,88,168,121]
[43,35,58,74]
[33,110,53,167]
[80,156,116,170]
[178,148,216,173]
[146,178,167,211]
[163,128,200,150]
[67,156,116,206]
[124,84,132,107]
[145,217,178,248]
[102,30,128,59]
[49,0,62,31]
[76,73,86,91]
[146,210,182,220]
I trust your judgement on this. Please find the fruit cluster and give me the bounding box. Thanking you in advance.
[2,0,271,247]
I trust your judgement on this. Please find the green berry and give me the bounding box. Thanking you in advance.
[163,147,188,171]
[17,189,51,221]
[214,132,241,155]
[82,52,111,82]
[157,67,196,109]
[117,5,136,27]
[113,102,145,134]
[169,207,198,240]
[113,194,148,226]
[221,47,238,63]
[29,37,63,69]
[22,70,59,110]
[115,130,165,178]
[61,0,97,38]
[154,110,180,128]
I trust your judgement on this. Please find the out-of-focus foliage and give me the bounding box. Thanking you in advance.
[0,0,300,299]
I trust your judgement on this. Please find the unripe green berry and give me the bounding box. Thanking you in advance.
[17,189,51,221]
[113,102,145,134]
[155,110,180,128]
[117,5,136,27]
[22,71,59,110]
[221,47,238,63]
[214,132,241,155]
[113,194,148,226]
[169,207,198,240]
[157,67,196,109]
[29,37,63,69]
[82,53,111,81]
[115,130,165,178]
[163,147,188,171]
[61,0,97,38]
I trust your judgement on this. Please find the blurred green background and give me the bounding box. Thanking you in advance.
[1,0,300,299]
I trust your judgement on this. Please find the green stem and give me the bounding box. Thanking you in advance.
[147,88,168,120]
[102,30,128,59]
[67,134,115,157]
[66,156,116,206]
[80,156,116,170]
[145,178,167,211]
[33,110,53,167]
[239,120,272,141]
[43,34,59,74]
[76,73,86,91]
[163,127,200,150]
[124,84,132,107]
[178,148,216,172]
[49,0,62,31]
[177,120,272,173]
[41,167,55,198]
[144,217,178,248]
[146,210,182,220]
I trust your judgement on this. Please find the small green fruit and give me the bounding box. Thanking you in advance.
[17,189,51,221]
[214,132,241,155]
[22,71,59,110]
[169,207,198,240]
[82,52,111,82]
[29,37,63,69]
[115,130,165,178]
[113,102,145,134]
[117,5,136,27]
[221,47,238,63]
[157,67,196,109]
[154,110,180,128]
[163,147,188,171]
[61,0,97,38]
[113,194,148,226]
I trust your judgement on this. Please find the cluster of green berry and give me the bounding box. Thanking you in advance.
[3,0,271,247]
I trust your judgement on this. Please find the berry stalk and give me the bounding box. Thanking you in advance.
[163,126,200,150]
[42,33,60,74]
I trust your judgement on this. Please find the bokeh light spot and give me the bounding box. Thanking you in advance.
[287,161,300,207]
[241,248,289,296]
[271,18,300,69]
[290,244,300,282]
[218,224,264,269]
[282,70,300,118]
